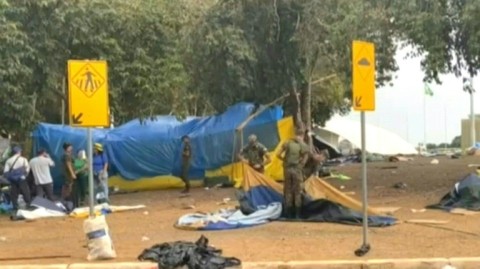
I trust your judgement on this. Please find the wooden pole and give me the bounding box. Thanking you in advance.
[235,93,290,132]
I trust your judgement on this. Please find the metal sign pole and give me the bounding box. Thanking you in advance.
[87,128,94,217]
[355,111,370,256]
[352,40,374,256]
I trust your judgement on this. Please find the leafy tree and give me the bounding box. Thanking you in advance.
[186,0,399,131]
[392,0,480,82]
[451,135,461,148]
[0,0,196,134]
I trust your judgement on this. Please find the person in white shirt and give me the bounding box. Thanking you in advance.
[3,146,31,210]
[29,148,55,201]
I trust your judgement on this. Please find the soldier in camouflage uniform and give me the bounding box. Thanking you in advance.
[181,135,192,194]
[238,134,271,173]
[276,129,310,219]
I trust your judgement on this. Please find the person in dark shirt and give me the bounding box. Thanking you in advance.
[181,135,192,194]
[61,143,76,201]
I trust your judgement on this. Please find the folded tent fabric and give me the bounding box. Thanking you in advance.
[427,173,480,211]
[175,203,282,230]
[175,165,396,230]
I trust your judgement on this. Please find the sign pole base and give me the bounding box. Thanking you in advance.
[355,111,370,257]
[87,128,95,217]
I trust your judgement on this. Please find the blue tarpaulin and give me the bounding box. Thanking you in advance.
[32,103,283,188]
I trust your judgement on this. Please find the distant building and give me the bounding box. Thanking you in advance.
[460,114,480,151]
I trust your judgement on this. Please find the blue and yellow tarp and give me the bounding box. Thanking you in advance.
[32,103,295,190]
[175,165,397,230]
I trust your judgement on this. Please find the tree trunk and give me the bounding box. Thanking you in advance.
[290,81,304,130]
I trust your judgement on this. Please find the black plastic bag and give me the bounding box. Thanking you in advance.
[138,235,241,269]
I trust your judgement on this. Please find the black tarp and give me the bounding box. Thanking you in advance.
[428,173,480,211]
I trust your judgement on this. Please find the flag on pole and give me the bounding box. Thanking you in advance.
[424,83,434,96]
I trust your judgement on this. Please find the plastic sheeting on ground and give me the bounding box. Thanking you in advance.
[427,173,480,211]
[32,103,292,191]
[175,203,282,231]
[16,207,67,220]
[15,202,145,220]
[175,165,396,230]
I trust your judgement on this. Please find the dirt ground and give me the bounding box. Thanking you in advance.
[2,156,480,265]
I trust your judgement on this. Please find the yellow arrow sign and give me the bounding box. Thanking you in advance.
[68,60,110,127]
[352,41,376,111]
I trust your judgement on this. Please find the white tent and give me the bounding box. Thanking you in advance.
[314,119,418,156]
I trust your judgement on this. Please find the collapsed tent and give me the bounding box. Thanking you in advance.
[314,118,417,156]
[175,166,396,230]
[32,103,294,191]
[428,173,480,211]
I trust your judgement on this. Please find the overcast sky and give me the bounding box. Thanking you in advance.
[331,46,480,146]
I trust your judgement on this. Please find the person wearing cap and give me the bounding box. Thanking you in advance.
[29,148,55,201]
[276,129,310,219]
[93,143,109,202]
[61,143,76,200]
[238,134,271,173]
[180,135,192,194]
[3,146,31,211]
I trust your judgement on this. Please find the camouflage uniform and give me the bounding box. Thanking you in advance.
[181,142,192,191]
[241,142,268,173]
[282,139,309,218]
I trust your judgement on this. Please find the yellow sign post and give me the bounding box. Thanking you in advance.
[67,60,110,217]
[352,40,375,257]
[352,41,375,111]
[67,60,110,127]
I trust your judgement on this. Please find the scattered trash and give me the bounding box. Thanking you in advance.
[217,197,231,205]
[0,236,6,242]
[339,185,345,190]
[393,182,407,189]
[83,215,117,261]
[450,153,460,159]
[430,159,439,164]
[328,173,351,181]
[410,209,426,213]
[204,187,210,191]
[405,219,449,225]
[141,236,150,242]
[442,265,457,269]
[138,235,241,269]
[449,208,480,216]
[143,211,149,215]
[388,156,414,162]
[343,191,355,196]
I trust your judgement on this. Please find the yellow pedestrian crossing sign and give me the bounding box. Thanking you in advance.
[71,64,106,98]
[68,60,110,127]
